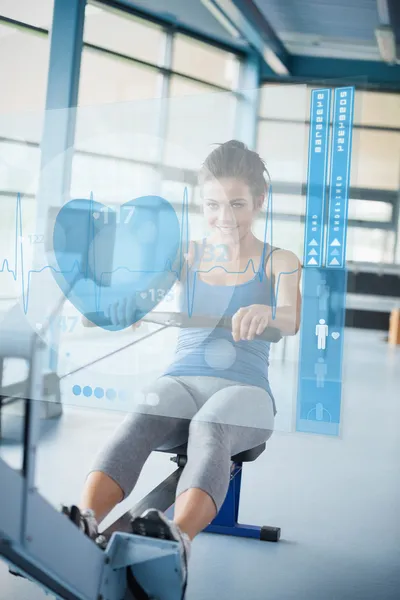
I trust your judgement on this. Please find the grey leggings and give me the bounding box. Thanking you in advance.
[89,375,275,513]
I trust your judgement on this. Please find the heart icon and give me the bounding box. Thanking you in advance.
[92,212,100,220]
[331,332,340,340]
[140,292,148,300]
[50,196,181,330]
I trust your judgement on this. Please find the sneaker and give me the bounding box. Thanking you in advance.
[130,508,191,597]
[61,505,99,540]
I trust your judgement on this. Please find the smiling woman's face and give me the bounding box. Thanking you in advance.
[202,177,262,244]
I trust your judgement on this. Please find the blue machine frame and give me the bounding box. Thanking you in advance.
[205,463,262,539]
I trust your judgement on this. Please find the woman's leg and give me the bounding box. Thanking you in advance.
[174,381,275,540]
[173,488,217,541]
[79,472,124,524]
[78,376,198,525]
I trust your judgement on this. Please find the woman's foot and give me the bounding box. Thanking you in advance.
[61,505,99,540]
[131,508,191,594]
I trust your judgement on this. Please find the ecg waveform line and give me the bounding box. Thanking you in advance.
[0,192,101,315]
[0,187,299,321]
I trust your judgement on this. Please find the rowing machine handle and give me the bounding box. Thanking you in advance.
[82,311,282,343]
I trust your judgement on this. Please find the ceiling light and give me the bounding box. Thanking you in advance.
[201,0,241,39]
[263,47,289,75]
[375,25,397,64]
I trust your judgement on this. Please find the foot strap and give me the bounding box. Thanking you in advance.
[130,516,175,541]
[62,504,91,537]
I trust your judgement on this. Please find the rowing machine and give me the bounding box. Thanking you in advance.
[1,197,281,598]
[1,309,281,600]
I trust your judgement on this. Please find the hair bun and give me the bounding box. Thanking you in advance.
[200,139,269,197]
[223,139,247,151]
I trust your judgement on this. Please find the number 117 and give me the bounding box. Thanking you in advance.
[101,206,135,224]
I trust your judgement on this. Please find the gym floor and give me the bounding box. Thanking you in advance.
[1,327,399,600]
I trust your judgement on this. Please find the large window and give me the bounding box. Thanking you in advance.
[352,128,400,191]
[0,0,54,30]
[83,2,165,66]
[0,4,54,298]
[78,3,165,107]
[259,83,308,122]
[78,49,162,106]
[164,35,240,181]
[71,153,159,204]
[354,91,400,128]
[257,120,308,183]
[73,0,242,234]
[164,79,238,170]
[257,84,400,264]
[74,3,168,211]
[172,34,239,90]
[0,26,50,115]
[256,85,308,256]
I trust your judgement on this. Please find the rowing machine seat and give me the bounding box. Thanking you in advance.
[157,442,266,463]
[155,440,279,542]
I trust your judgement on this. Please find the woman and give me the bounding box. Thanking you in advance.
[63,140,301,592]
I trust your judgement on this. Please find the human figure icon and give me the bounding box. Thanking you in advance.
[316,318,328,350]
[314,357,327,388]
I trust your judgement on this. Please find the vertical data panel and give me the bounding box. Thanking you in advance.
[325,87,355,268]
[303,89,331,268]
[296,87,354,436]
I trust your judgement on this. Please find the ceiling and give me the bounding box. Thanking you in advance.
[122,0,400,88]
[115,0,249,49]
[2,0,398,66]
[124,0,400,63]
[254,0,383,61]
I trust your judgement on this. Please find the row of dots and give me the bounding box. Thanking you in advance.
[72,385,127,400]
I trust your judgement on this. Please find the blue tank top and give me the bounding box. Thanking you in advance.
[163,241,278,415]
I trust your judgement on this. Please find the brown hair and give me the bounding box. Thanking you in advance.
[199,140,269,201]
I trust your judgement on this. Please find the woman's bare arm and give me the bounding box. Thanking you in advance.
[266,249,302,336]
